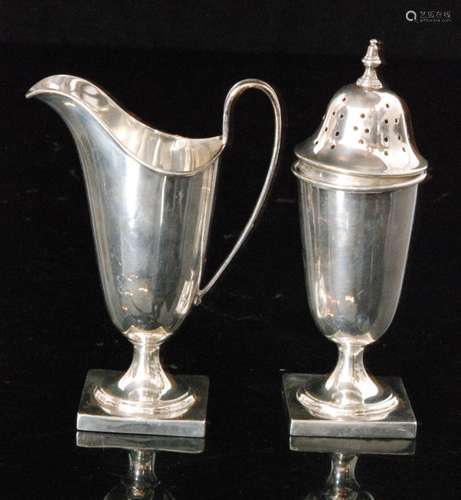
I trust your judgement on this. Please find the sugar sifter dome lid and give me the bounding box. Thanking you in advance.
[293,39,428,191]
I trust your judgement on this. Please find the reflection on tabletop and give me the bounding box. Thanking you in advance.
[76,432,204,499]
[290,437,415,500]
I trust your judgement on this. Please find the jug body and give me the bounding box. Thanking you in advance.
[78,117,219,335]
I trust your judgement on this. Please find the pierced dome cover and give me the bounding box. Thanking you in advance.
[293,39,428,191]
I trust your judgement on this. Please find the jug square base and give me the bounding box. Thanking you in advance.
[77,369,209,437]
[283,373,416,439]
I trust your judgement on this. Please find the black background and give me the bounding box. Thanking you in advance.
[1,1,460,498]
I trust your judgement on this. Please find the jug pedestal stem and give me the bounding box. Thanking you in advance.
[116,338,177,401]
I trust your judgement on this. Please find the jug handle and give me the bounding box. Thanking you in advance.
[195,79,282,304]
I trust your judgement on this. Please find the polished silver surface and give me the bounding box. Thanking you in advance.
[77,431,203,499]
[290,436,414,500]
[296,185,417,423]
[293,39,427,192]
[76,430,205,453]
[287,40,426,436]
[290,436,415,455]
[77,370,209,436]
[283,374,416,438]
[27,75,282,434]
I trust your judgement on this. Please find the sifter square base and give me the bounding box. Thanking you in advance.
[77,369,209,437]
[283,373,416,439]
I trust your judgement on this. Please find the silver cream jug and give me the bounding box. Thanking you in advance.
[27,75,282,436]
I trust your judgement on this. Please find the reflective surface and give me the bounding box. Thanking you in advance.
[291,437,415,499]
[289,40,425,432]
[284,374,416,438]
[77,370,209,436]
[76,432,204,499]
[27,75,282,431]
[3,45,459,498]
[296,185,417,421]
[26,75,225,176]
[294,40,427,191]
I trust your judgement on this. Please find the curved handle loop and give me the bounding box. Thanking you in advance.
[194,79,282,304]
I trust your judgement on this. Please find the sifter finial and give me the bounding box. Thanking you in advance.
[357,39,383,89]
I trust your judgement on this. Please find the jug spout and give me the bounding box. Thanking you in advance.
[26,74,224,175]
